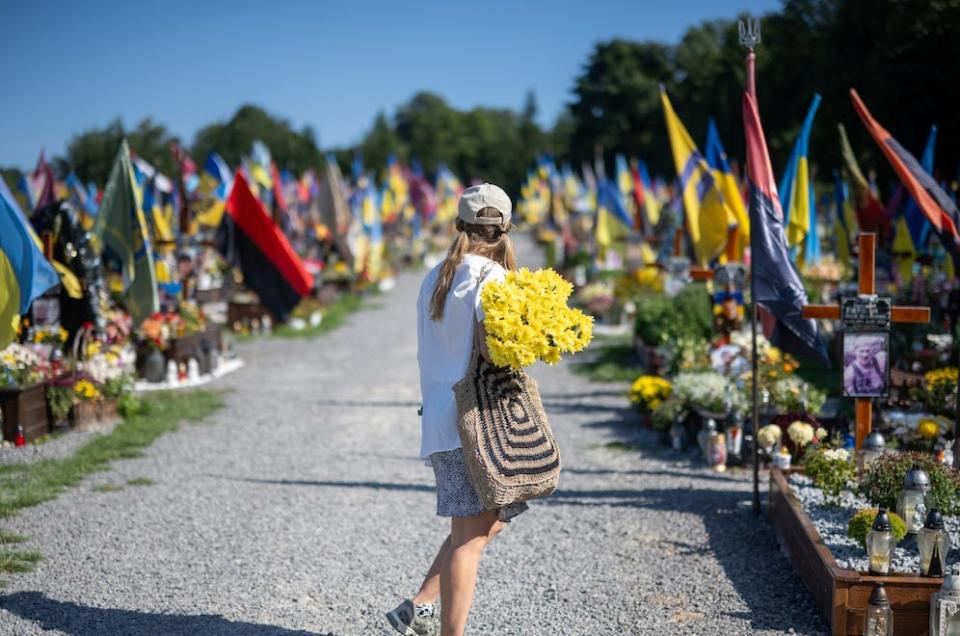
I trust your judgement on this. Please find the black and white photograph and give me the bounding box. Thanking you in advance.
[842,332,889,398]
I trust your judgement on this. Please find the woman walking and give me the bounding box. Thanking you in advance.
[387,183,527,636]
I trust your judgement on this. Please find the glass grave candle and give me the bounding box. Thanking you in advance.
[866,509,894,576]
[931,567,960,636]
[865,583,893,636]
[897,463,932,535]
[919,508,951,578]
[857,431,886,472]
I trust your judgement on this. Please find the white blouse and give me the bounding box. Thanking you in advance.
[416,253,506,460]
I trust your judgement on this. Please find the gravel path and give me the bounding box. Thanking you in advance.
[0,241,828,635]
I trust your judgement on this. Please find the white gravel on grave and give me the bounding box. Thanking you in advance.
[0,236,828,636]
[787,473,960,573]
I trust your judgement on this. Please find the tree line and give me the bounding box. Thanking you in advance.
[4,0,958,199]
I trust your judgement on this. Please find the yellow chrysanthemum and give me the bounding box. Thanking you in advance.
[481,268,593,370]
[918,418,940,440]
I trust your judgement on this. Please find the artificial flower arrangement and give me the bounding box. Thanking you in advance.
[629,375,672,413]
[480,268,593,370]
[31,326,69,346]
[0,344,47,388]
[916,366,957,416]
[575,282,615,317]
[651,370,746,430]
[879,411,951,455]
[73,379,101,401]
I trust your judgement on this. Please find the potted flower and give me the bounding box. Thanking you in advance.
[629,375,672,426]
[71,378,101,430]
[0,343,50,443]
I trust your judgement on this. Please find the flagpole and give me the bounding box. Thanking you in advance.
[739,17,762,516]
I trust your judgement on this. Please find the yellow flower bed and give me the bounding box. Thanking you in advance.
[481,268,593,369]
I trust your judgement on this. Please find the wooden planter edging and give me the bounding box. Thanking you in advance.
[769,469,941,635]
[0,383,50,443]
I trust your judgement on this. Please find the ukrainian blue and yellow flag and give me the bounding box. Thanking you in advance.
[0,177,59,347]
[660,88,732,266]
[903,125,937,253]
[705,119,749,259]
[779,94,821,265]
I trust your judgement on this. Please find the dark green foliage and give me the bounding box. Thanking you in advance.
[858,451,960,516]
[192,105,321,176]
[634,283,712,346]
[67,118,178,185]
[847,508,907,549]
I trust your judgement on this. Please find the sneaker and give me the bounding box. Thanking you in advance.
[386,599,438,636]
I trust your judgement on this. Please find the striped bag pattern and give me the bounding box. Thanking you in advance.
[454,351,561,509]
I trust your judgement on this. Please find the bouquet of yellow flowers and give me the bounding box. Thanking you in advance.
[480,268,593,369]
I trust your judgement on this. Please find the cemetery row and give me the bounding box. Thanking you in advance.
[1,141,462,449]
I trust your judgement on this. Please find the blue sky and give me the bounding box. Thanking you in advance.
[0,0,779,169]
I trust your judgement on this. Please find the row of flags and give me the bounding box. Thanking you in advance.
[2,137,468,340]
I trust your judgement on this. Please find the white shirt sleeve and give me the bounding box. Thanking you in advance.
[474,263,507,323]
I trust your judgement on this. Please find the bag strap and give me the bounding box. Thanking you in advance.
[472,261,497,357]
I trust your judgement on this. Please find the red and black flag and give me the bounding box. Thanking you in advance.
[850,89,960,256]
[743,91,828,363]
[216,171,313,321]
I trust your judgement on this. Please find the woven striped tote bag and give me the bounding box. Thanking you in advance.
[453,350,561,509]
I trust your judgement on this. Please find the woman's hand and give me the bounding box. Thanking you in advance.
[477,320,494,364]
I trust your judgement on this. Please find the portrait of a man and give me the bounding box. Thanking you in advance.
[843,333,889,397]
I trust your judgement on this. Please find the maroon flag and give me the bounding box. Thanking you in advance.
[33,151,57,211]
[216,171,313,320]
[850,89,960,245]
[743,91,827,362]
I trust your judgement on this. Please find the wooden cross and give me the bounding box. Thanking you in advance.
[801,233,930,448]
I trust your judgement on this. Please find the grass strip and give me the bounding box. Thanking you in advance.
[0,549,41,575]
[570,336,645,383]
[0,389,224,520]
[274,293,364,339]
[126,477,154,486]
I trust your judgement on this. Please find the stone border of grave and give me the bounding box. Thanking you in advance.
[769,468,941,635]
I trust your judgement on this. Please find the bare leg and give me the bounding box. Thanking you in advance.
[413,534,451,605]
[440,511,506,636]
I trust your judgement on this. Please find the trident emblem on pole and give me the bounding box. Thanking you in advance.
[738,17,761,52]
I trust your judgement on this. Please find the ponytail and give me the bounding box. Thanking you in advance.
[429,208,515,320]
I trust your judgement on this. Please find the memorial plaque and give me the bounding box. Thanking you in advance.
[841,296,891,332]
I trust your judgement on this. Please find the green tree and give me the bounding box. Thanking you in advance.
[568,39,674,175]
[65,118,177,186]
[359,112,404,179]
[192,104,321,175]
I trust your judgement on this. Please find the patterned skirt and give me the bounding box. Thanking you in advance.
[430,448,528,522]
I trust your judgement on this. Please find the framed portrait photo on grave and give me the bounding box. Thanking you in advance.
[842,332,889,398]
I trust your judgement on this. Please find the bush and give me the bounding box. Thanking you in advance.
[847,508,908,549]
[804,448,857,503]
[634,283,712,346]
[858,451,960,516]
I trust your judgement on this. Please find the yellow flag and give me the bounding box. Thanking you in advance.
[661,89,731,266]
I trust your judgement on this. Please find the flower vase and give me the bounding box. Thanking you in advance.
[144,349,165,383]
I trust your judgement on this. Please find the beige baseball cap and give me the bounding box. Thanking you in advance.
[458,183,512,226]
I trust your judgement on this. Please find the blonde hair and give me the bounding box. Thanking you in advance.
[430,207,516,320]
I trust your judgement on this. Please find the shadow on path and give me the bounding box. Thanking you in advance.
[210,475,434,493]
[0,592,328,636]
[543,483,828,634]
